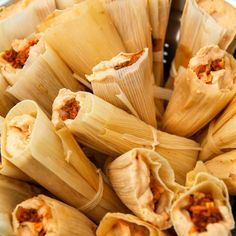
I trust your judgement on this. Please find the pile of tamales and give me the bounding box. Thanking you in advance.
[0,0,236,235]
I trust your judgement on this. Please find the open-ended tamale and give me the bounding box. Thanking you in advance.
[86,48,157,127]
[1,100,127,223]
[199,95,236,161]
[0,175,41,236]
[97,213,170,236]
[108,148,183,229]
[0,34,82,114]
[52,89,200,184]
[162,45,236,137]
[0,0,56,51]
[166,0,236,89]
[12,194,97,236]
[39,0,125,77]
[171,173,234,236]
[0,116,29,181]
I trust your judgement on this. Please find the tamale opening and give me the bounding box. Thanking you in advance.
[105,219,149,236]
[14,200,52,236]
[58,98,80,121]
[6,114,35,157]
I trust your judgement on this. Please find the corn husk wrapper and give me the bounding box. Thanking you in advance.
[166,0,236,89]
[39,0,125,77]
[1,36,83,115]
[97,212,170,236]
[0,175,41,236]
[1,100,127,223]
[199,96,236,161]
[12,194,96,236]
[171,172,234,236]
[52,89,200,184]
[0,116,29,181]
[0,0,56,51]
[87,48,157,127]
[55,0,83,9]
[108,148,184,229]
[162,45,236,137]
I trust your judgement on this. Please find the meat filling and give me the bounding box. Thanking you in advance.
[194,58,225,84]
[114,51,143,70]
[58,98,80,121]
[16,207,46,236]
[2,39,39,69]
[185,192,223,233]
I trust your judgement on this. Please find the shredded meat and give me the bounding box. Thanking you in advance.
[194,58,225,84]
[2,39,39,69]
[59,98,80,121]
[185,192,223,233]
[150,174,165,211]
[114,51,143,70]
[16,207,41,223]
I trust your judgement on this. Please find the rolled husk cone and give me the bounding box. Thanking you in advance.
[97,213,170,236]
[203,151,236,196]
[86,48,157,127]
[171,172,234,236]
[199,96,236,161]
[52,89,200,184]
[0,0,56,51]
[162,45,236,137]
[1,100,127,223]
[0,35,83,115]
[0,175,41,236]
[108,148,184,229]
[100,0,152,55]
[166,0,236,89]
[12,194,97,236]
[38,0,125,77]
[0,116,30,181]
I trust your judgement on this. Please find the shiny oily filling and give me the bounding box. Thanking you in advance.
[185,192,223,233]
[106,220,149,236]
[58,98,80,121]
[114,51,144,70]
[194,58,225,84]
[2,39,39,69]
[15,206,48,236]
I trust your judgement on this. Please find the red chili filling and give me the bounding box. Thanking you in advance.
[16,206,46,236]
[185,192,223,233]
[194,58,225,84]
[114,51,144,70]
[2,39,39,69]
[59,98,80,121]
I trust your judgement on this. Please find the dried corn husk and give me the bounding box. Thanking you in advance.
[162,45,236,137]
[39,0,125,77]
[1,100,127,223]
[0,0,56,51]
[0,175,41,236]
[12,194,96,236]
[0,73,16,117]
[55,0,83,9]
[0,35,83,115]
[108,148,184,229]
[199,95,236,161]
[166,0,236,89]
[52,89,200,184]
[171,172,234,236]
[204,151,236,195]
[86,48,157,127]
[97,212,169,236]
[101,0,152,55]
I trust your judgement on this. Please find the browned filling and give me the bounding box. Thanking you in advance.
[194,58,225,84]
[2,39,39,69]
[150,174,165,212]
[16,206,46,236]
[185,192,223,233]
[114,51,144,70]
[59,98,80,121]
